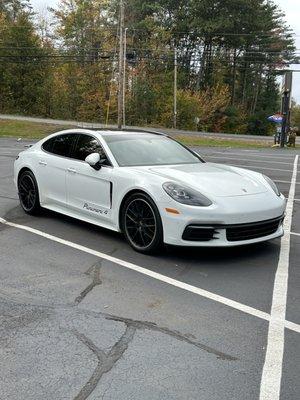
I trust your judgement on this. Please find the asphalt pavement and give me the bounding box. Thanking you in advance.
[0,137,299,400]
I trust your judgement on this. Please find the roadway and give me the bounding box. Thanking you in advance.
[0,138,299,400]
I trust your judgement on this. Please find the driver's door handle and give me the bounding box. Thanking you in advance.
[67,168,77,174]
[39,160,47,166]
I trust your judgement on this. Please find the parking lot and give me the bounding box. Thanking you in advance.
[0,137,299,400]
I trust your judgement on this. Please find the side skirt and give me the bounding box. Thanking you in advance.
[40,203,120,233]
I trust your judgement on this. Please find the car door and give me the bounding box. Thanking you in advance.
[37,133,76,208]
[66,133,113,222]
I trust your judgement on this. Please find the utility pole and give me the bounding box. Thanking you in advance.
[122,27,128,128]
[117,0,124,130]
[280,71,293,148]
[173,46,177,129]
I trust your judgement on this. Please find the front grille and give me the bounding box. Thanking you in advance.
[182,226,219,241]
[226,216,283,242]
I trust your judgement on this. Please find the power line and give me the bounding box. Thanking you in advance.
[3,25,300,37]
[0,56,298,71]
[1,58,299,77]
[0,57,298,67]
[1,26,299,45]
[0,51,298,61]
[1,46,300,53]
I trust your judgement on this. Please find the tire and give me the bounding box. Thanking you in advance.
[18,170,41,215]
[121,192,163,254]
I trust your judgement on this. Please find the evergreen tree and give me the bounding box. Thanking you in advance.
[0,0,296,133]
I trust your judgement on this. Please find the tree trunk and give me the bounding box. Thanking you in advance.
[231,48,237,105]
[251,63,263,114]
[196,40,209,91]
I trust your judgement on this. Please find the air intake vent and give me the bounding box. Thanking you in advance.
[226,216,283,242]
[182,226,219,241]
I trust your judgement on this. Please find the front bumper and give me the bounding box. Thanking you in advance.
[161,192,286,247]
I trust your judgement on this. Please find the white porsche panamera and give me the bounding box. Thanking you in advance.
[14,129,286,253]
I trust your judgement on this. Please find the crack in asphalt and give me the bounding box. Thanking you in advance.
[72,325,136,400]
[107,247,118,256]
[0,292,237,361]
[72,260,236,361]
[0,294,238,399]
[106,315,237,361]
[0,248,237,400]
[75,262,102,305]
[71,311,236,399]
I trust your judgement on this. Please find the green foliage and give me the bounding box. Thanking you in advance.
[166,84,232,132]
[291,105,300,131]
[222,106,247,134]
[246,112,276,136]
[0,0,296,135]
[0,3,50,116]
[175,90,199,130]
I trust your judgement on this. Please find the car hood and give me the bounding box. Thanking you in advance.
[145,162,268,197]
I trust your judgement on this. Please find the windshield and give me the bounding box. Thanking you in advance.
[104,134,202,167]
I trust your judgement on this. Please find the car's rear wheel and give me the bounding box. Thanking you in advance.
[121,192,163,253]
[18,170,41,215]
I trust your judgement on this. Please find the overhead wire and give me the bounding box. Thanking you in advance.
[2,25,300,36]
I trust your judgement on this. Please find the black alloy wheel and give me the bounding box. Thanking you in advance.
[122,193,163,253]
[18,170,41,214]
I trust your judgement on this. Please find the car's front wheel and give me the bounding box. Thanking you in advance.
[121,192,163,254]
[18,170,41,215]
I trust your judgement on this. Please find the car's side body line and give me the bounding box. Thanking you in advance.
[39,202,119,232]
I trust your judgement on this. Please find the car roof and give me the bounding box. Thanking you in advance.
[50,128,167,139]
[96,129,166,138]
[38,129,169,146]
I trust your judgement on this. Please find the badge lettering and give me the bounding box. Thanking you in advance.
[83,203,109,215]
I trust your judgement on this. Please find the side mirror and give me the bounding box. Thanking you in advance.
[85,153,101,170]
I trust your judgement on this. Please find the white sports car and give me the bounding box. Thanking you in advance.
[14,129,286,253]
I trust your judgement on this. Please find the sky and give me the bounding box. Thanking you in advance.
[276,0,300,104]
[31,0,300,103]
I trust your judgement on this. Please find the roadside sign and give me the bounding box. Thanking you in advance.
[268,114,283,123]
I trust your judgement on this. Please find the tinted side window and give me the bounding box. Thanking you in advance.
[73,134,109,164]
[42,134,75,157]
[42,137,55,153]
[51,134,75,157]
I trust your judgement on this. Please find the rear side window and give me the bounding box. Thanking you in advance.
[42,134,75,157]
[73,134,109,163]
[42,137,55,153]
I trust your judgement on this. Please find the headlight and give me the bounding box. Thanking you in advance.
[163,182,212,206]
[263,175,280,196]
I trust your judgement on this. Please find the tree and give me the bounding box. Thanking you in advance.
[119,0,295,133]
[291,104,300,130]
[49,0,118,120]
[0,3,49,115]
[0,0,296,134]
[0,0,32,21]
